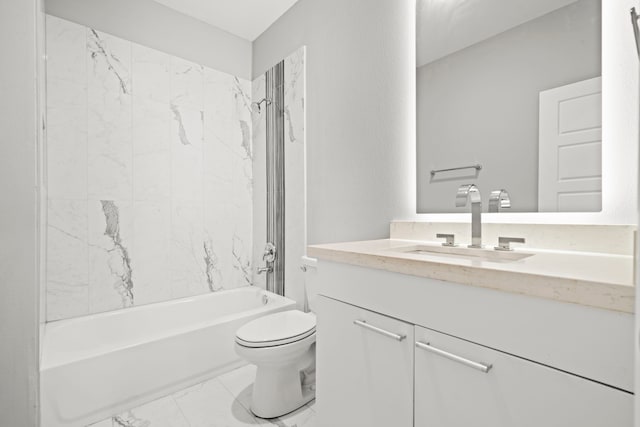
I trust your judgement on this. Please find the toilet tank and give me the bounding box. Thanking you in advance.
[301,256,319,313]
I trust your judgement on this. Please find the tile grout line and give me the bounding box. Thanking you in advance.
[216,370,257,416]
[169,394,193,427]
[217,376,265,426]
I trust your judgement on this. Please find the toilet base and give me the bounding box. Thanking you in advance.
[249,343,316,419]
[251,378,315,419]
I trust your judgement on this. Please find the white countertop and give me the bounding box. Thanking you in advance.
[307,239,635,313]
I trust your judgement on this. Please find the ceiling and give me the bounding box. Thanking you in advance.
[417,0,580,67]
[151,0,301,41]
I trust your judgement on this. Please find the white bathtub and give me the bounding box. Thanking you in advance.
[40,287,296,427]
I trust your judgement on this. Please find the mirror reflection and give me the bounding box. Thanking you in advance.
[416,0,602,213]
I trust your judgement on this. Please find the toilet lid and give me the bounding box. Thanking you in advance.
[235,310,316,348]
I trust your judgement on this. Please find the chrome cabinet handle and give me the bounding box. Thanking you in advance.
[415,341,492,373]
[353,320,406,341]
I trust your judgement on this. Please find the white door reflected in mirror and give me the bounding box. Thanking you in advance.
[538,77,602,212]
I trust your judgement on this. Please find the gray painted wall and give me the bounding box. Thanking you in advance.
[45,0,252,79]
[253,0,416,244]
[0,0,40,425]
[417,0,601,213]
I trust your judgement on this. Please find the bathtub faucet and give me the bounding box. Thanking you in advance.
[257,266,272,275]
[257,243,276,275]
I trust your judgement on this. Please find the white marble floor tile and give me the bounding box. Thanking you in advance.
[217,365,317,427]
[88,365,316,427]
[88,395,190,427]
[216,364,258,410]
[254,404,317,427]
[172,377,260,426]
[113,395,190,427]
[87,419,113,427]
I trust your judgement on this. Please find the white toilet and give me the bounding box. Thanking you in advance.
[234,257,318,419]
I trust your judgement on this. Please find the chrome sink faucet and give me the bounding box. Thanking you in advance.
[488,189,511,213]
[456,184,482,248]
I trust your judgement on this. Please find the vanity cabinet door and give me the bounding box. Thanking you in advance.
[316,296,414,427]
[414,326,632,427]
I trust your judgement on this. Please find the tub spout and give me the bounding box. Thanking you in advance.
[257,266,272,275]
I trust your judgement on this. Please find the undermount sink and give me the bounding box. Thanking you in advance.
[388,244,534,263]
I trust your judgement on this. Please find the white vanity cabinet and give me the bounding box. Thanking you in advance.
[312,260,634,427]
[414,326,632,427]
[315,295,414,427]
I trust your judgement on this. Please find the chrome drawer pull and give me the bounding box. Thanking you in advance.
[415,341,492,373]
[353,320,406,341]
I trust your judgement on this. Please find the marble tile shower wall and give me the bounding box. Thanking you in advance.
[45,15,253,321]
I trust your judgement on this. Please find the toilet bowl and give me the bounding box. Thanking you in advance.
[235,310,316,418]
[235,255,319,419]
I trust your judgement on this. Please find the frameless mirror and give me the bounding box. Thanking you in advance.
[416,0,602,213]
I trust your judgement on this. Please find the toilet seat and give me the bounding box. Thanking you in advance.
[236,310,316,348]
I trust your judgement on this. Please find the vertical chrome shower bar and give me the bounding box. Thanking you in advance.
[265,61,286,296]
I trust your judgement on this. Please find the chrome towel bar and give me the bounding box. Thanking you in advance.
[430,163,482,177]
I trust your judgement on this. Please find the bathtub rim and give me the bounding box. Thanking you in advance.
[41,287,295,370]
